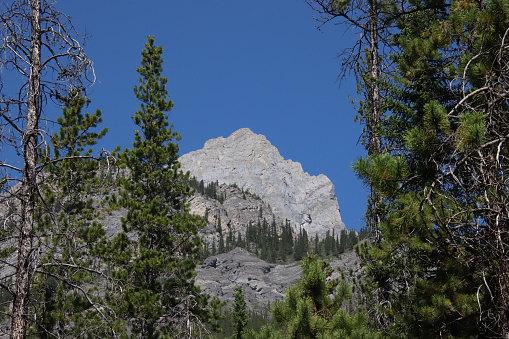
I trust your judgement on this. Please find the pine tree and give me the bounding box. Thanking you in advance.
[232,286,249,339]
[236,232,244,248]
[112,36,219,338]
[0,1,97,336]
[348,231,358,249]
[31,92,117,337]
[293,229,309,261]
[263,254,381,338]
[217,212,222,232]
[219,232,225,254]
[354,0,509,336]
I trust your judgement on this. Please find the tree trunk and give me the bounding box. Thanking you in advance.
[10,0,41,337]
[368,3,381,157]
[367,1,383,245]
[498,261,509,338]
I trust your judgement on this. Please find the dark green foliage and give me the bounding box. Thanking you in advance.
[109,36,219,338]
[314,229,358,257]
[247,218,295,263]
[219,226,225,254]
[354,0,509,336]
[30,92,116,337]
[208,199,354,262]
[216,307,271,339]
[232,286,249,339]
[261,254,381,338]
[212,215,296,263]
[293,229,309,261]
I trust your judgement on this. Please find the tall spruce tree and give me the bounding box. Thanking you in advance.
[112,36,219,338]
[232,286,249,339]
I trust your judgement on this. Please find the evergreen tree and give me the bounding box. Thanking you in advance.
[313,235,320,256]
[217,212,222,232]
[199,179,205,195]
[212,237,217,256]
[31,92,116,337]
[293,229,309,261]
[236,232,244,248]
[0,1,99,336]
[262,254,381,338]
[219,232,225,254]
[232,286,249,339]
[277,221,294,261]
[348,231,358,249]
[338,230,348,254]
[354,0,509,336]
[112,36,219,338]
[226,229,233,252]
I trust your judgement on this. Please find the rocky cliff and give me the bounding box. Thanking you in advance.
[188,183,278,246]
[195,247,362,311]
[196,248,301,311]
[180,128,346,239]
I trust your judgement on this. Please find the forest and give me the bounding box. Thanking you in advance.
[0,0,508,338]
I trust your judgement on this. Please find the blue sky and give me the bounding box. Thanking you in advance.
[60,1,368,231]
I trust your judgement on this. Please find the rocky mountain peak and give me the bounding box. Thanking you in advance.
[180,128,346,239]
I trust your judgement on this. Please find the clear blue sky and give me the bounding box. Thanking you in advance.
[60,1,368,231]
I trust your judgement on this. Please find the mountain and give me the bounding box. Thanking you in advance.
[180,128,346,240]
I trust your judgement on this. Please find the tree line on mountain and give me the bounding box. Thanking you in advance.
[189,178,366,263]
[203,213,362,263]
[188,177,263,203]
[2,0,508,338]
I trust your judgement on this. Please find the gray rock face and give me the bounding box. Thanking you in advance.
[189,183,277,245]
[180,128,346,239]
[195,248,302,311]
[195,247,362,312]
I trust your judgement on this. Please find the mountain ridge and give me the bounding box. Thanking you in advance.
[180,128,346,239]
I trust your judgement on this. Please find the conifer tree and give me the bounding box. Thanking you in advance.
[211,237,217,256]
[293,229,309,261]
[219,232,225,254]
[30,92,117,337]
[112,36,219,338]
[354,0,509,336]
[262,254,381,338]
[0,1,98,336]
[232,286,249,339]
